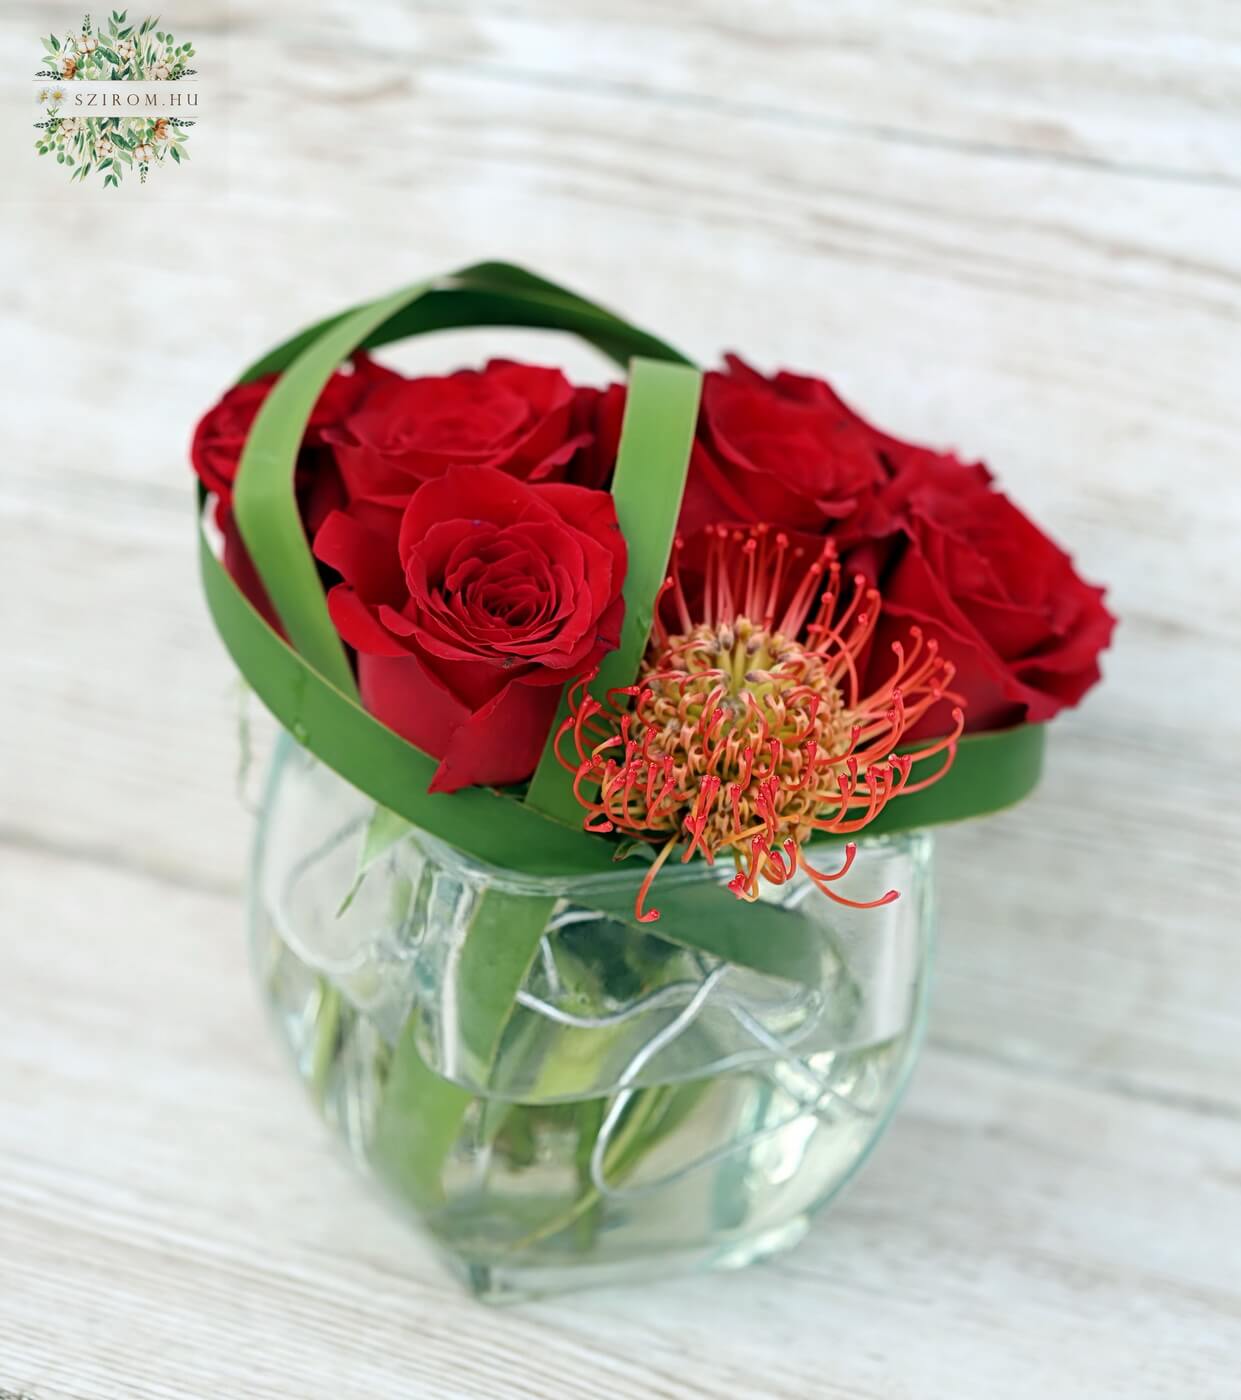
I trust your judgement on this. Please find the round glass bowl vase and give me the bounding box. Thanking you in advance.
[249,734,935,1301]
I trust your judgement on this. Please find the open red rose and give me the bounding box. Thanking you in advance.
[679,355,890,535]
[192,376,275,505]
[850,455,1115,732]
[313,464,627,792]
[324,359,596,506]
[191,353,395,509]
[191,354,397,627]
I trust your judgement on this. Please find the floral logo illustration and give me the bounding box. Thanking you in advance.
[34,12,196,187]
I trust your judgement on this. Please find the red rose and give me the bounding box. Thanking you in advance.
[324,359,595,506]
[851,455,1115,731]
[192,355,396,626]
[192,376,274,505]
[313,464,627,792]
[679,355,890,535]
[570,381,627,490]
[191,354,394,509]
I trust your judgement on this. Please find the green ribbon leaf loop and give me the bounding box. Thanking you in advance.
[524,358,703,823]
[232,281,434,696]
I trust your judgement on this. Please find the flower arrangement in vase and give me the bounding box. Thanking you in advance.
[193,263,1113,1299]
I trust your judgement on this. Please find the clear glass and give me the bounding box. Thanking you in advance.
[249,735,935,1301]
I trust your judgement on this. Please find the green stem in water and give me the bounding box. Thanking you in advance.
[571,1098,607,1251]
[500,1085,675,1254]
[370,888,558,1211]
[310,980,342,1108]
[499,1074,712,1256]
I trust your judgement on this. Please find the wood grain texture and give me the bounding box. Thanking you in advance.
[3,850,1239,1400]
[2,1,1239,1395]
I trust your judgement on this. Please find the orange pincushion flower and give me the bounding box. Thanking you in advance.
[554,524,965,922]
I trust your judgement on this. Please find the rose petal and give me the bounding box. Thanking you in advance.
[313,509,404,602]
[357,650,472,760]
[426,678,564,793]
[327,586,411,658]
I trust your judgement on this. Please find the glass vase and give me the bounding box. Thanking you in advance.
[249,733,935,1301]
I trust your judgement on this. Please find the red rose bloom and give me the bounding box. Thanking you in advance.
[324,359,595,506]
[313,464,627,792]
[679,355,890,535]
[191,354,395,509]
[192,376,275,505]
[851,455,1115,732]
[191,355,397,626]
[569,381,627,490]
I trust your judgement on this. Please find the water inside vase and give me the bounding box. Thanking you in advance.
[248,743,932,1298]
[255,895,919,1296]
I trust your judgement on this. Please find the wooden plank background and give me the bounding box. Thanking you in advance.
[2,3,1239,1396]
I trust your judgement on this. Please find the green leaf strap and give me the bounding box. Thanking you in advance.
[232,282,435,696]
[524,359,702,821]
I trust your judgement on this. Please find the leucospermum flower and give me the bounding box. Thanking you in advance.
[555,524,965,922]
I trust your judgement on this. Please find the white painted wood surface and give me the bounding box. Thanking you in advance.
[2,3,1239,1396]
